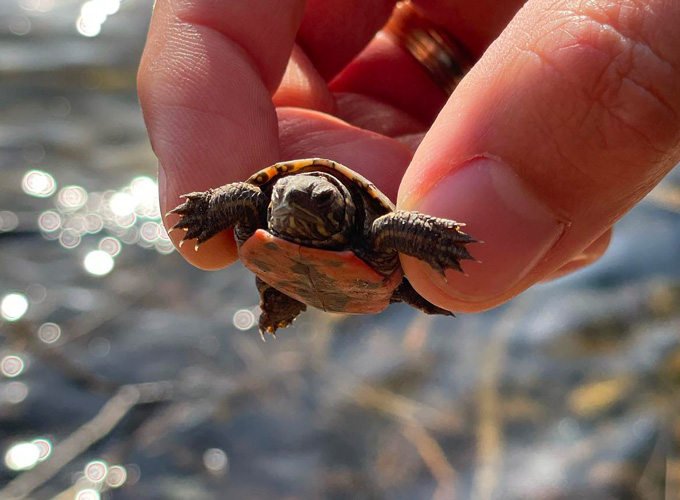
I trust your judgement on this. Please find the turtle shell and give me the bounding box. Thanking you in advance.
[240,230,403,314]
[238,159,402,313]
[246,158,395,214]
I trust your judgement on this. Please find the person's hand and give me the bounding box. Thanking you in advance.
[138,0,680,313]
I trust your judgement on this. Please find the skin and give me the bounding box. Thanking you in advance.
[139,0,680,313]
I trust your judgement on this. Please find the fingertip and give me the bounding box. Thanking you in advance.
[400,254,491,313]
[168,227,238,271]
[541,229,613,282]
[400,157,566,310]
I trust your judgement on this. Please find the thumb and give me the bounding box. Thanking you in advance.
[399,0,680,313]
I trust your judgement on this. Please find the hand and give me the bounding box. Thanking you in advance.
[138,0,680,313]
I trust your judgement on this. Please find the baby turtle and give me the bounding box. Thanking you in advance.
[168,158,476,337]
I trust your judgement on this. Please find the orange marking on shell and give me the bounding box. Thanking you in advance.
[240,230,402,314]
[246,158,396,211]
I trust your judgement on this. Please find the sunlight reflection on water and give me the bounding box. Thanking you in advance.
[77,0,122,37]
[4,442,40,471]
[37,322,61,343]
[22,170,56,198]
[1,293,29,322]
[105,465,127,488]
[1,355,24,378]
[21,168,174,268]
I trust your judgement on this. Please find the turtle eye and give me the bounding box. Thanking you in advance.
[315,189,336,207]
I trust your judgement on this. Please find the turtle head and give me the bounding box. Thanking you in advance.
[268,172,356,247]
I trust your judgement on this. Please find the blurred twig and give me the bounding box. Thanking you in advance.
[647,184,680,213]
[469,296,532,500]
[0,385,140,500]
[402,423,457,500]
[343,378,465,433]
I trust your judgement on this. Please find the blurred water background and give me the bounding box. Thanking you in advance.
[0,1,679,499]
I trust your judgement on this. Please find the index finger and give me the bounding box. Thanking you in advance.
[138,0,305,269]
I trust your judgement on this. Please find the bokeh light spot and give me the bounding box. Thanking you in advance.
[140,221,160,242]
[5,442,40,471]
[38,322,62,344]
[115,212,137,229]
[32,439,52,461]
[0,211,19,232]
[155,239,175,255]
[9,16,31,35]
[118,225,139,243]
[85,460,108,482]
[38,210,62,232]
[76,16,102,37]
[88,337,110,358]
[1,293,29,321]
[4,381,29,404]
[22,170,56,198]
[76,489,100,500]
[26,284,47,303]
[232,309,255,331]
[109,192,136,217]
[83,250,114,276]
[105,464,127,487]
[1,355,25,378]
[98,236,121,256]
[57,186,88,210]
[80,0,107,24]
[84,213,104,233]
[59,228,82,248]
[131,176,156,203]
[203,448,228,475]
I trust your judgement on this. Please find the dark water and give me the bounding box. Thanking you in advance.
[1,2,679,499]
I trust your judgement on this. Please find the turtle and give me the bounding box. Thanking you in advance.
[167,158,477,337]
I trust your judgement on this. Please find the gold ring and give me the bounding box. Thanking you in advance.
[383,1,474,96]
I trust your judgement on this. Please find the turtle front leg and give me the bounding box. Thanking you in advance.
[256,277,307,339]
[369,210,477,276]
[167,182,267,248]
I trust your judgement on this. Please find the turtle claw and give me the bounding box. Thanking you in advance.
[258,326,278,342]
[166,190,229,250]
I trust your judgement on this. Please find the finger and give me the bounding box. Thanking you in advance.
[272,45,336,113]
[297,0,397,80]
[398,0,680,312]
[542,230,612,282]
[330,0,525,124]
[411,0,527,56]
[333,93,427,137]
[330,34,447,125]
[274,52,429,144]
[138,0,306,269]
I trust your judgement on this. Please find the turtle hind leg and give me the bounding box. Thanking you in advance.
[256,277,307,339]
[391,279,454,317]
